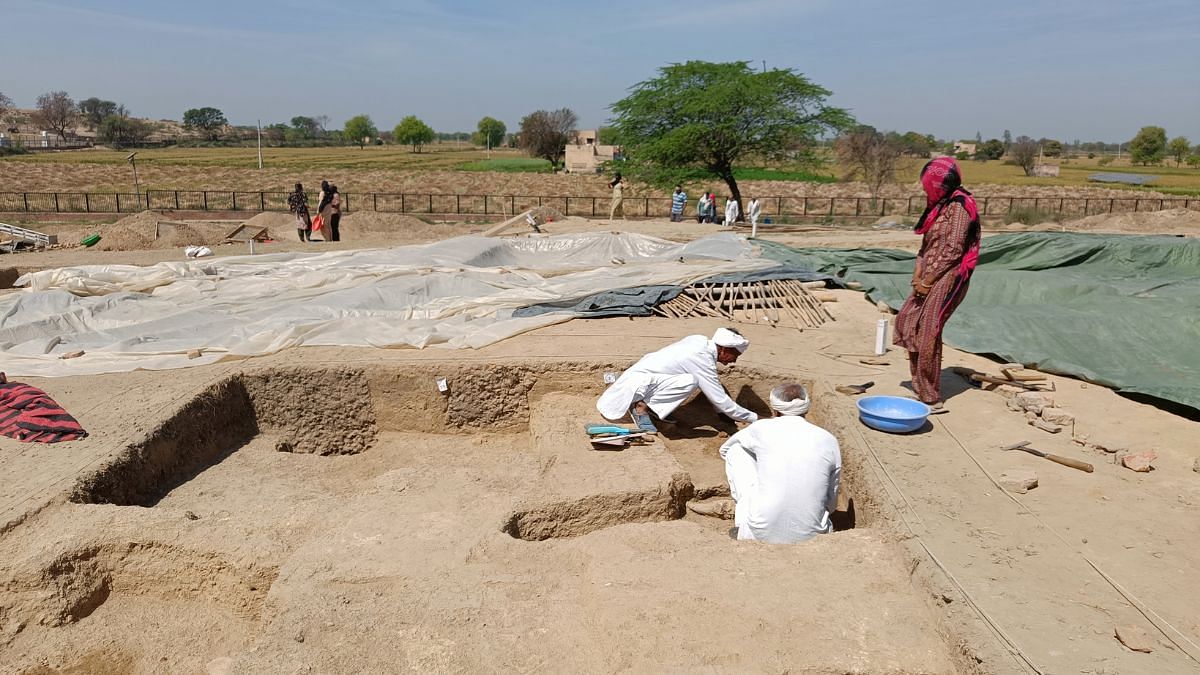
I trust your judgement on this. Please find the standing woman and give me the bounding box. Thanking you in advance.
[287,182,312,242]
[608,172,626,223]
[314,179,334,242]
[893,157,981,410]
[328,184,342,242]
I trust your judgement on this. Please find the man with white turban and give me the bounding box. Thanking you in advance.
[596,327,757,432]
[717,383,842,543]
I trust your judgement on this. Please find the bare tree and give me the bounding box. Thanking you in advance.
[31,91,77,140]
[1008,136,1039,176]
[518,108,578,170]
[835,126,903,201]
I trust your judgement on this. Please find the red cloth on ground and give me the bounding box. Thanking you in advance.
[0,374,88,443]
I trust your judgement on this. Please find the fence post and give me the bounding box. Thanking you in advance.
[176,191,182,210]
[116,193,121,212]
[981,197,987,216]
[23,193,29,212]
[510,195,516,214]
[483,195,488,215]
[454,194,459,214]
[430,194,434,213]
[232,192,238,211]
[344,193,349,213]
[804,197,809,216]
[1109,199,1113,213]
[777,197,782,217]
[592,197,596,216]
[202,191,207,211]
[374,193,379,212]
[855,198,861,216]
[54,193,60,212]
[1084,198,1089,215]
[85,193,90,212]
[260,192,265,211]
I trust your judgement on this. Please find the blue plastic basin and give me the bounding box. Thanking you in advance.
[856,395,931,433]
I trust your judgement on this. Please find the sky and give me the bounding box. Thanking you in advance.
[2,0,1198,143]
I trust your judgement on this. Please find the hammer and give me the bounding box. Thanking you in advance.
[1001,441,1093,473]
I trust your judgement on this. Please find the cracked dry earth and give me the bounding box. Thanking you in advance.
[0,363,956,674]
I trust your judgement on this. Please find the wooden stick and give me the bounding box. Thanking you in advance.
[770,281,805,331]
[774,280,818,327]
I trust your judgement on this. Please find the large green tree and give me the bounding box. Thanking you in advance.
[343,114,377,149]
[182,107,227,140]
[78,98,126,129]
[393,115,435,152]
[1129,126,1166,165]
[1167,136,1190,166]
[473,116,506,148]
[609,61,851,215]
[98,114,151,148]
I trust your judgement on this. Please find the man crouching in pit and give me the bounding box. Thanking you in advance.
[715,383,842,544]
[595,327,758,433]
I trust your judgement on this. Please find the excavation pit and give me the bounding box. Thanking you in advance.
[2,362,959,673]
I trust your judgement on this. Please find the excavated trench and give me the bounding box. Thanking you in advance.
[2,361,894,672]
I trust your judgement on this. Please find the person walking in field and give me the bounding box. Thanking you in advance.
[724,196,740,227]
[670,186,687,222]
[696,192,711,223]
[608,173,626,223]
[287,182,312,242]
[893,157,981,411]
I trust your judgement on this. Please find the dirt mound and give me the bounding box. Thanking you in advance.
[241,211,296,234]
[530,205,565,223]
[1064,207,1200,233]
[97,211,209,251]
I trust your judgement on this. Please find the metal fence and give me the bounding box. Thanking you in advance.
[1,190,1197,219]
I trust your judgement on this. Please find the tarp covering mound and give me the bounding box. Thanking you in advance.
[0,233,774,377]
[758,232,1200,411]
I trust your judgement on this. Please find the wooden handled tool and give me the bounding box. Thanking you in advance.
[1001,441,1093,473]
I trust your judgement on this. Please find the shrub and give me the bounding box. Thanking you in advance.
[1098,156,1114,166]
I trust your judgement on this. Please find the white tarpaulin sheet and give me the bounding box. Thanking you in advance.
[0,232,774,377]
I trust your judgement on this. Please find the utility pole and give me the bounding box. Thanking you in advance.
[257,119,264,169]
[126,152,139,195]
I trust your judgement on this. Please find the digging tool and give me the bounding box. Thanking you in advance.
[835,381,875,395]
[1001,440,1093,473]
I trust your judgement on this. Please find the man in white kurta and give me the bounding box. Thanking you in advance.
[724,197,739,226]
[597,328,758,431]
[747,198,762,228]
[719,383,842,544]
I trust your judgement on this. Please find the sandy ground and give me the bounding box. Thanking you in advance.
[2,214,1199,673]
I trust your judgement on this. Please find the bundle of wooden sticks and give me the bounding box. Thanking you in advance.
[651,279,835,330]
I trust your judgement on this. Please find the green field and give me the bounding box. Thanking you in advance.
[458,157,553,172]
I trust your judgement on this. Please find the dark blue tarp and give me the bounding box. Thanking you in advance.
[513,265,837,319]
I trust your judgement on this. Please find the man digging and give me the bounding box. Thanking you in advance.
[596,328,758,433]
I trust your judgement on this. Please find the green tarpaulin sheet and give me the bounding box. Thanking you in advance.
[758,232,1200,412]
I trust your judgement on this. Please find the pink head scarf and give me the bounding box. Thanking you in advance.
[916,157,981,275]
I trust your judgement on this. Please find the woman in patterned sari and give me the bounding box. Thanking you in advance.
[893,157,981,410]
